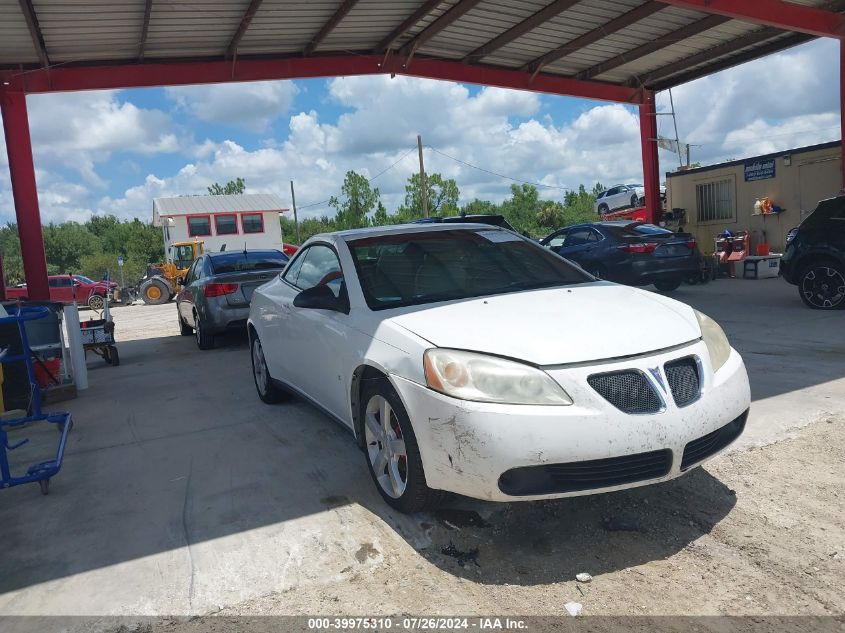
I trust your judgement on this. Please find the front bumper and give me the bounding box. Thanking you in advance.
[391,341,750,502]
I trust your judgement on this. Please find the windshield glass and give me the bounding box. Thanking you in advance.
[173,244,196,269]
[209,250,289,274]
[73,275,95,284]
[348,229,592,310]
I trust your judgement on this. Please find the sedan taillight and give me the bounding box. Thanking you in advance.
[205,282,239,297]
[685,238,697,249]
[618,242,659,254]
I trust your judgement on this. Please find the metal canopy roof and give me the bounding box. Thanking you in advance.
[152,194,287,222]
[0,0,843,96]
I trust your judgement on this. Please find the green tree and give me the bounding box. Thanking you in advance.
[399,173,460,218]
[460,199,497,216]
[207,178,246,195]
[328,171,381,230]
[42,222,100,273]
[536,201,566,229]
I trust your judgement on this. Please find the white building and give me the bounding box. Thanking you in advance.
[152,193,288,253]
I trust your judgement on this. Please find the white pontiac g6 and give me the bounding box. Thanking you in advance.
[248,224,750,513]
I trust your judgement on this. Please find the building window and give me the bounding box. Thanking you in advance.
[214,214,238,235]
[241,213,264,234]
[187,215,211,237]
[695,179,734,223]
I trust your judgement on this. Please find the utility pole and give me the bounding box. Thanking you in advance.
[417,134,429,218]
[290,180,301,243]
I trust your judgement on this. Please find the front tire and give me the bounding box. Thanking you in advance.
[194,312,215,350]
[250,335,290,403]
[140,279,170,305]
[87,294,105,311]
[598,203,609,215]
[361,378,445,513]
[799,261,845,310]
[630,194,639,208]
[654,278,682,292]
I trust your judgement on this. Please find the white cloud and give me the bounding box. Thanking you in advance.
[165,81,298,133]
[664,37,839,165]
[0,38,839,225]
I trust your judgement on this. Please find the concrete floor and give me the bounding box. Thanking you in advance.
[0,277,842,616]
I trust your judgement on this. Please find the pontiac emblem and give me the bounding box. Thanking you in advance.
[648,367,667,393]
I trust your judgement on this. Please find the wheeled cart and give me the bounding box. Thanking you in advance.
[0,306,73,495]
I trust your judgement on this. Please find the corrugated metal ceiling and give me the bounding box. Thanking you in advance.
[0,0,837,91]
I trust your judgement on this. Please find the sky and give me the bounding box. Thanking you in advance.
[0,37,840,225]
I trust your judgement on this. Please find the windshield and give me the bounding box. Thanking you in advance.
[348,229,592,310]
[73,275,95,284]
[209,250,289,274]
[173,244,196,269]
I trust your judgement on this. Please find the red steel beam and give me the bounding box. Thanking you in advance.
[576,14,730,81]
[655,0,845,38]
[399,0,485,57]
[226,0,264,58]
[139,0,153,60]
[0,55,644,103]
[373,0,443,53]
[304,0,360,56]
[17,0,49,68]
[462,0,582,63]
[841,39,845,187]
[639,90,661,225]
[0,91,50,300]
[523,1,665,74]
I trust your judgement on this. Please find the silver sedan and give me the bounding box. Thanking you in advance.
[176,249,289,349]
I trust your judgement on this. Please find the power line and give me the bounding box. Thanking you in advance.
[426,146,571,192]
[296,145,417,210]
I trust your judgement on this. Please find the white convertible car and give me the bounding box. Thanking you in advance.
[248,224,750,513]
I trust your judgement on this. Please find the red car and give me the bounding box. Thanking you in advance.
[5,275,117,310]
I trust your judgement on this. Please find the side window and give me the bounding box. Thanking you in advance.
[48,278,59,287]
[586,229,602,242]
[282,250,307,286]
[547,231,568,250]
[294,245,344,299]
[607,187,621,196]
[185,258,200,284]
[56,277,73,287]
[564,228,592,247]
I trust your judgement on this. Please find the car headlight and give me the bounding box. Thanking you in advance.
[694,310,731,372]
[423,349,573,406]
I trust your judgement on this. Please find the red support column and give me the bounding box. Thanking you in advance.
[1,90,49,300]
[639,89,661,225]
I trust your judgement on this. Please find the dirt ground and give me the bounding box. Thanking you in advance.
[220,413,844,618]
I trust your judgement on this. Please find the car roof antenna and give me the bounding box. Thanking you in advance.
[220,243,226,251]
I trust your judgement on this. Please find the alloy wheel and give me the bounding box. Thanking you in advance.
[252,339,268,395]
[88,294,104,311]
[364,394,408,498]
[801,266,845,309]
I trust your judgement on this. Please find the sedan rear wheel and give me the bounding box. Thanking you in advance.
[194,312,215,350]
[654,278,682,292]
[361,378,444,513]
[799,263,845,310]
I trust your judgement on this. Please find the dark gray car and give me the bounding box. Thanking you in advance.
[176,250,289,349]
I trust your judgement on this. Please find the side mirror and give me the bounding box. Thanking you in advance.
[293,285,349,313]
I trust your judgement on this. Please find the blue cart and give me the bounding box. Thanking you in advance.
[1,306,73,495]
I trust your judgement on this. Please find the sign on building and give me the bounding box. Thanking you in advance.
[744,158,776,182]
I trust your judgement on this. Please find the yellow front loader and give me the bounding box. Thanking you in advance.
[139,241,205,305]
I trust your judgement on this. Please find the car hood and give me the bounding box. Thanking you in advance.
[387,283,701,366]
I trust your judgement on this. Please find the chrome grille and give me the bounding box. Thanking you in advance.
[665,357,701,407]
[587,370,661,414]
